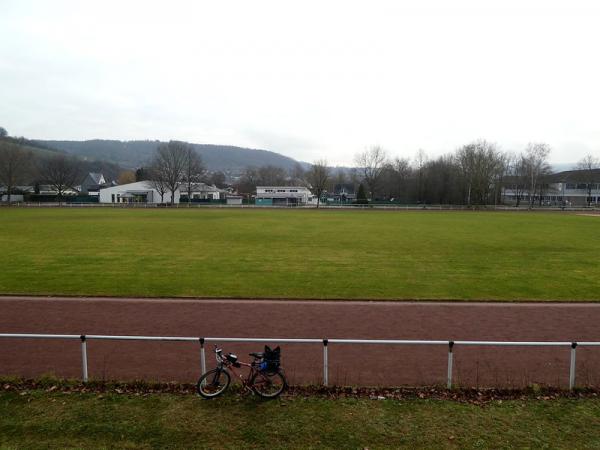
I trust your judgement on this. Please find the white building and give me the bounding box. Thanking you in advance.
[1,194,24,202]
[503,169,600,206]
[255,186,314,206]
[180,182,226,201]
[99,181,180,204]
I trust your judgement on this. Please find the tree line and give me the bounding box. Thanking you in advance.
[235,141,599,207]
[2,125,599,207]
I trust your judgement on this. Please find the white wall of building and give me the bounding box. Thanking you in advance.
[503,182,600,206]
[226,196,243,205]
[1,194,24,202]
[99,181,180,204]
[255,186,314,205]
[256,186,312,199]
[182,183,225,200]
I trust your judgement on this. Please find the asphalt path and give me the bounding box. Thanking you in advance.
[2,296,600,388]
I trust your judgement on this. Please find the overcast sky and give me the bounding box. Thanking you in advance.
[1,0,599,166]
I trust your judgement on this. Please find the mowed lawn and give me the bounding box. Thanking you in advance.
[2,390,600,449]
[1,208,599,300]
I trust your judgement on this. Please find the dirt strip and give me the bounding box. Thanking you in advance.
[4,379,600,404]
[2,296,600,388]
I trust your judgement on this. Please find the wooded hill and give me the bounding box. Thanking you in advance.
[36,139,306,172]
[0,137,124,182]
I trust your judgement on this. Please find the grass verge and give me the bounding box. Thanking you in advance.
[2,382,600,449]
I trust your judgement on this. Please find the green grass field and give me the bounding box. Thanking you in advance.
[1,208,599,300]
[2,389,600,448]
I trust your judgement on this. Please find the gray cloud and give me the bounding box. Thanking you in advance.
[1,0,600,165]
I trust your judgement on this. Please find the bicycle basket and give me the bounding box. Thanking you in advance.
[259,345,281,373]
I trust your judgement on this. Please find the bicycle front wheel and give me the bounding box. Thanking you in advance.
[197,368,231,398]
[251,370,287,399]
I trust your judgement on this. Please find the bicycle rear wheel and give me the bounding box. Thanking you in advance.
[197,369,231,398]
[251,370,287,399]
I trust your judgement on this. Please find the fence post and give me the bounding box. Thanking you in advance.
[200,338,206,375]
[323,339,329,387]
[447,341,454,389]
[80,335,88,382]
[569,342,577,390]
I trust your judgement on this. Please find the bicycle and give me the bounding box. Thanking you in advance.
[197,345,287,399]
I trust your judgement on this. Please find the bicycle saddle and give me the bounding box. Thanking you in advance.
[249,352,264,358]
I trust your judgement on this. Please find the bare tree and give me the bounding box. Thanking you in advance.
[150,141,189,205]
[422,154,462,204]
[576,154,600,206]
[289,162,307,186]
[331,168,348,186]
[38,154,81,205]
[523,142,552,208]
[148,163,169,203]
[182,146,205,205]
[306,159,330,208]
[456,145,476,205]
[391,157,411,202]
[505,153,528,206]
[235,167,260,195]
[257,165,288,186]
[354,146,388,199]
[117,170,136,185]
[456,140,504,205]
[0,141,31,204]
[414,149,428,203]
[208,171,227,189]
[135,167,150,182]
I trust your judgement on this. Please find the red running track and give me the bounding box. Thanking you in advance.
[2,296,600,388]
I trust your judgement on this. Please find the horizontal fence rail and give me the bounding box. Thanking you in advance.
[1,333,597,390]
[3,202,600,212]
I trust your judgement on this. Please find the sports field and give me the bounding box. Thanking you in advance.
[1,208,599,300]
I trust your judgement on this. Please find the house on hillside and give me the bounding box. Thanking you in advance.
[99,181,179,204]
[80,172,108,196]
[255,186,314,206]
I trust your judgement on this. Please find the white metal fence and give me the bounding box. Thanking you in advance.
[2,333,598,389]
[2,202,599,212]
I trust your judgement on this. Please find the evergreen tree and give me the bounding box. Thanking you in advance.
[356,183,368,204]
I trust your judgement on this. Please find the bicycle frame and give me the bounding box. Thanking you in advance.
[213,347,279,391]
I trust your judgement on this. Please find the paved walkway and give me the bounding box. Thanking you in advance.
[2,296,600,388]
